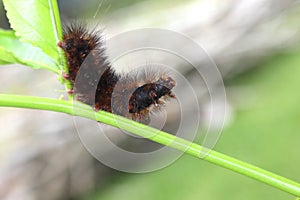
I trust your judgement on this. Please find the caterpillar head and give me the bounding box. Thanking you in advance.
[128,76,176,114]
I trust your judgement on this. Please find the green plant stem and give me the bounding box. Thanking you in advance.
[0,93,299,197]
[49,0,73,98]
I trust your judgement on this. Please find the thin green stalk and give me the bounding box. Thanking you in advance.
[49,0,73,98]
[0,93,299,198]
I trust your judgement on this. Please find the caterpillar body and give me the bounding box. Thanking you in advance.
[58,23,176,122]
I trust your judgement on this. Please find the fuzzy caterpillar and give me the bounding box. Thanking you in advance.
[58,23,176,122]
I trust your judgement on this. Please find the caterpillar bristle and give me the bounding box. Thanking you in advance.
[58,22,176,123]
[59,22,105,84]
[110,68,176,122]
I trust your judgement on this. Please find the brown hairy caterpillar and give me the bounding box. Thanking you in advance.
[58,23,176,122]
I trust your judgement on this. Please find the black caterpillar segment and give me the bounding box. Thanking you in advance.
[129,77,176,113]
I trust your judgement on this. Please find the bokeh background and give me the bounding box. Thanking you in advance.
[1,0,300,200]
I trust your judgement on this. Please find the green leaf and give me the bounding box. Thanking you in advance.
[0,29,15,37]
[3,0,60,65]
[0,30,21,64]
[0,60,10,65]
[0,46,19,64]
[0,29,60,73]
